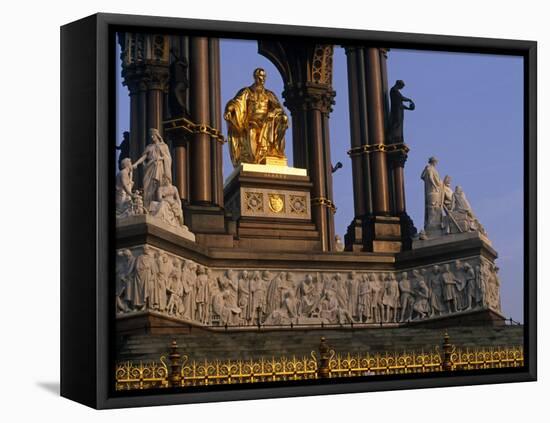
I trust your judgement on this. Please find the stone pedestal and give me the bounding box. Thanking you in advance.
[117,214,196,243]
[224,163,323,251]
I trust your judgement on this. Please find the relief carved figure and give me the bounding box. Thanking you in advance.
[238,271,252,324]
[382,273,400,323]
[116,249,135,313]
[369,274,383,323]
[429,265,445,317]
[320,290,353,324]
[398,272,415,322]
[266,271,293,318]
[347,271,360,319]
[212,275,242,326]
[130,246,156,311]
[441,263,458,314]
[453,259,467,311]
[412,272,430,320]
[166,258,185,317]
[487,265,502,311]
[477,264,489,309]
[264,290,299,326]
[463,262,477,311]
[334,273,349,312]
[250,271,268,324]
[195,265,209,324]
[297,274,317,317]
[181,261,196,320]
[358,274,372,323]
[150,251,172,312]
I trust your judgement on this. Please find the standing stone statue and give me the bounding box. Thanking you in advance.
[133,128,173,208]
[389,80,415,144]
[334,235,345,252]
[224,68,288,166]
[421,157,443,235]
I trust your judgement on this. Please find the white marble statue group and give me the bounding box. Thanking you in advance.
[115,128,186,231]
[116,246,502,327]
[421,157,486,239]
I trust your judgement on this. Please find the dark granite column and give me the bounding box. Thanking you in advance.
[345,47,366,218]
[189,37,212,205]
[391,153,407,214]
[166,35,190,203]
[285,86,336,251]
[209,38,223,207]
[125,80,147,188]
[147,85,164,133]
[321,99,336,250]
[344,46,377,251]
[364,48,391,216]
[174,143,188,202]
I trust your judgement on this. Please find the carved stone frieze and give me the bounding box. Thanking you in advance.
[116,245,503,328]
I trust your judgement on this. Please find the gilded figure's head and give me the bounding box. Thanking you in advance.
[253,68,266,86]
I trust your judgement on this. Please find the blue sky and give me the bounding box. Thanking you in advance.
[116,39,524,322]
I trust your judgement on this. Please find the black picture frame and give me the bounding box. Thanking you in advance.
[60,12,537,409]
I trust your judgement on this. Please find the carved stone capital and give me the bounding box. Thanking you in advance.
[283,84,336,114]
[122,63,170,93]
[388,150,409,168]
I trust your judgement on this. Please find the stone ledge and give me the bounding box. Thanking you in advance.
[117,214,196,242]
[116,308,506,336]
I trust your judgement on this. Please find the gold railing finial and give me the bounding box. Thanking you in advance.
[318,336,331,378]
[168,338,182,387]
[442,332,453,372]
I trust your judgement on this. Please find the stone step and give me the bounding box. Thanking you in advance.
[117,325,523,362]
[239,221,318,231]
[238,227,320,239]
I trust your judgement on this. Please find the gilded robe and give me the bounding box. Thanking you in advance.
[224,86,288,166]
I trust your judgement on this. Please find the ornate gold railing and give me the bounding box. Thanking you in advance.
[115,335,524,391]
